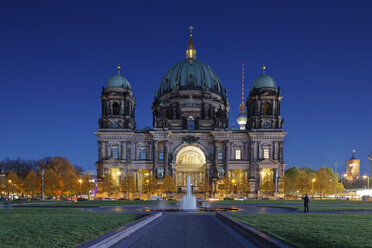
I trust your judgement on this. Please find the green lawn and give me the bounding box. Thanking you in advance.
[211,199,370,205]
[0,208,143,248]
[272,204,372,211]
[16,200,178,207]
[232,214,372,248]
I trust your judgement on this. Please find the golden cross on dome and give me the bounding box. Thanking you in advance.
[189,25,194,36]
[261,64,266,71]
[117,64,121,74]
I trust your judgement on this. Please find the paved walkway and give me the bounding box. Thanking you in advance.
[114,213,258,248]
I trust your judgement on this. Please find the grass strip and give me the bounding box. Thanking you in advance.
[0,208,143,248]
[15,200,178,207]
[211,199,370,205]
[232,213,372,248]
[271,204,372,211]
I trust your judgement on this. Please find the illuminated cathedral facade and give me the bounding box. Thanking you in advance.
[95,28,287,197]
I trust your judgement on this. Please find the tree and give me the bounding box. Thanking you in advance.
[80,173,95,199]
[102,174,115,199]
[161,175,176,198]
[198,175,210,196]
[260,178,274,198]
[314,167,332,198]
[5,172,22,199]
[48,157,75,178]
[145,175,158,198]
[283,167,300,196]
[62,168,78,200]
[220,177,233,198]
[23,170,41,198]
[0,180,5,197]
[294,170,312,195]
[238,179,251,197]
[121,173,136,199]
[44,168,61,198]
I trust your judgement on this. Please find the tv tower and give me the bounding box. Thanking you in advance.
[236,61,247,130]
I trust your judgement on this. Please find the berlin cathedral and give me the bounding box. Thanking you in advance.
[95,28,287,197]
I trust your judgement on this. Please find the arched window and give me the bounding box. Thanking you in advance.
[112,148,119,159]
[188,116,195,131]
[263,102,272,115]
[140,149,147,160]
[112,102,120,115]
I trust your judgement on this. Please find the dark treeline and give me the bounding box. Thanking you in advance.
[0,157,83,179]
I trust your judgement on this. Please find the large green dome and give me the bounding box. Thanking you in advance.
[252,73,276,89]
[106,74,131,89]
[157,59,225,98]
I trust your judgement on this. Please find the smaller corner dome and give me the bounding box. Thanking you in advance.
[106,74,132,89]
[252,74,276,89]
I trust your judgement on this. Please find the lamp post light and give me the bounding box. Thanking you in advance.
[115,171,121,200]
[363,175,369,189]
[312,179,316,198]
[275,174,279,200]
[146,179,150,198]
[78,179,82,199]
[232,179,236,198]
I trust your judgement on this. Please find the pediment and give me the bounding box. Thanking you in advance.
[257,158,280,167]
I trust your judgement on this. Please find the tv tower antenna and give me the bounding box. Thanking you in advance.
[241,61,245,106]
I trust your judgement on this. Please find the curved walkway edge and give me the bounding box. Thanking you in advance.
[76,212,162,248]
[217,213,292,248]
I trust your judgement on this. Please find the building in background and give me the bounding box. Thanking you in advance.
[369,152,372,179]
[95,28,287,198]
[345,150,360,182]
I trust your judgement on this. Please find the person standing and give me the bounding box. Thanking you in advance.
[302,194,310,213]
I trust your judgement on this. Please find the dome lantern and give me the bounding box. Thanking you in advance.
[106,65,132,89]
[251,65,277,89]
[186,26,196,60]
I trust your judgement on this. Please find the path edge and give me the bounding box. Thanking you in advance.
[216,213,292,248]
[76,212,162,248]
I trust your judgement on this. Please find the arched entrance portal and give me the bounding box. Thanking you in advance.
[175,146,206,188]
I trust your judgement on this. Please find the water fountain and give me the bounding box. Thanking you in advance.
[180,176,197,211]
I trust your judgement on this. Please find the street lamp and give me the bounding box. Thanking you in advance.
[78,179,82,198]
[146,179,150,198]
[363,175,369,189]
[312,179,316,198]
[115,171,121,200]
[232,179,236,198]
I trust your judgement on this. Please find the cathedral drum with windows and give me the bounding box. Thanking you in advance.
[95,29,287,198]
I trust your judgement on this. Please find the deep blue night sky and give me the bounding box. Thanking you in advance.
[0,1,371,174]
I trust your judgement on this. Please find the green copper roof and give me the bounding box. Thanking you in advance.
[252,73,276,89]
[157,59,225,98]
[106,74,131,89]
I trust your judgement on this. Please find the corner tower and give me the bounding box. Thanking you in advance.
[246,65,286,196]
[246,65,283,131]
[99,65,136,130]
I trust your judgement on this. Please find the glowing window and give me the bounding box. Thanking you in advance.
[218,152,223,160]
[140,150,147,160]
[235,150,241,160]
[159,152,164,160]
[188,116,195,130]
[264,149,270,159]
[112,148,119,159]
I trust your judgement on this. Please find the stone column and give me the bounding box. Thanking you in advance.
[250,142,256,178]
[104,141,109,159]
[121,142,126,160]
[213,141,218,178]
[279,141,284,164]
[127,141,132,163]
[153,141,158,176]
[164,141,169,176]
[224,141,230,173]
[98,141,103,161]
[120,100,124,115]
